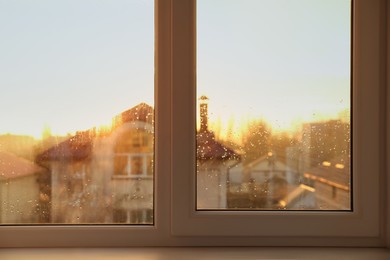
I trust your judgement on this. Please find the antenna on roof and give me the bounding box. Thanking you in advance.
[199,96,209,132]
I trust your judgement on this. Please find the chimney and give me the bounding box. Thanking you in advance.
[199,95,209,132]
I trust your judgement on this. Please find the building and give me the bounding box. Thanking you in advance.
[0,151,44,223]
[282,120,351,210]
[37,103,154,224]
[300,120,350,171]
[37,98,241,218]
[227,152,295,209]
[280,155,350,210]
[303,155,351,210]
[0,134,37,161]
[196,96,241,209]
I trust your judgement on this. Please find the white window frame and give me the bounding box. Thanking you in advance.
[0,0,389,248]
[113,153,153,178]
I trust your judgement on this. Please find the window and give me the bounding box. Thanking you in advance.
[0,0,154,225]
[196,0,351,211]
[114,127,154,178]
[0,0,388,247]
[113,154,153,176]
[170,0,387,243]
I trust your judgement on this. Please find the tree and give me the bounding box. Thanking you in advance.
[241,120,271,164]
[269,132,297,163]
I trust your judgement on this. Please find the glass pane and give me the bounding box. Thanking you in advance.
[197,0,351,210]
[0,0,154,224]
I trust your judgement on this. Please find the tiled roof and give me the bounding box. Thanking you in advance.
[197,131,240,161]
[246,153,287,170]
[0,151,43,179]
[37,103,240,162]
[36,131,93,162]
[115,103,154,125]
[37,103,153,162]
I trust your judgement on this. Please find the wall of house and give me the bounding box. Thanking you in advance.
[91,121,154,223]
[48,121,154,224]
[50,160,93,223]
[0,175,40,223]
[197,163,228,209]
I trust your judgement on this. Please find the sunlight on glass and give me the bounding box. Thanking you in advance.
[197,0,351,210]
[0,0,154,224]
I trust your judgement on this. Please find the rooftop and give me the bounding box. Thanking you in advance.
[0,151,43,180]
[37,103,240,162]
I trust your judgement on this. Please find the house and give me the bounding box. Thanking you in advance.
[196,96,241,209]
[37,98,240,218]
[0,134,37,161]
[227,152,295,209]
[0,151,45,223]
[37,103,154,224]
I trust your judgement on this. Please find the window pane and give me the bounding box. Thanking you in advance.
[0,0,154,224]
[197,0,351,210]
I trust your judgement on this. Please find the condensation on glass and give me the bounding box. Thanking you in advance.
[0,1,154,224]
[196,0,351,210]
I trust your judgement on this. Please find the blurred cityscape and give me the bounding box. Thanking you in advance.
[0,97,350,224]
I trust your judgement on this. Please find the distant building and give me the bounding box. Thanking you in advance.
[303,155,350,210]
[244,152,290,184]
[0,151,44,223]
[227,152,294,209]
[301,120,350,171]
[227,119,350,210]
[0,134,37,161]
[282,120,351,210]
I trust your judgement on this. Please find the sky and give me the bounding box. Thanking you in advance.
[0,0,350,139]
[197,0,351,136]
[0,0,154,138]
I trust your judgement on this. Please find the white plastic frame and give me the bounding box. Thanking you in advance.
[0,0,388,248]
[171,0,388,246]
[0,0,173,247]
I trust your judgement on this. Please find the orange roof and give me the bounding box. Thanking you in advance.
[36,130,93,162]
[37,103,153,162]
[0,151,43,180]
[118,103,153,124]
[38,103,240,162]
[197,131,240,161]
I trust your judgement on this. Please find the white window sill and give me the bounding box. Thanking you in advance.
[0,247,389,260]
